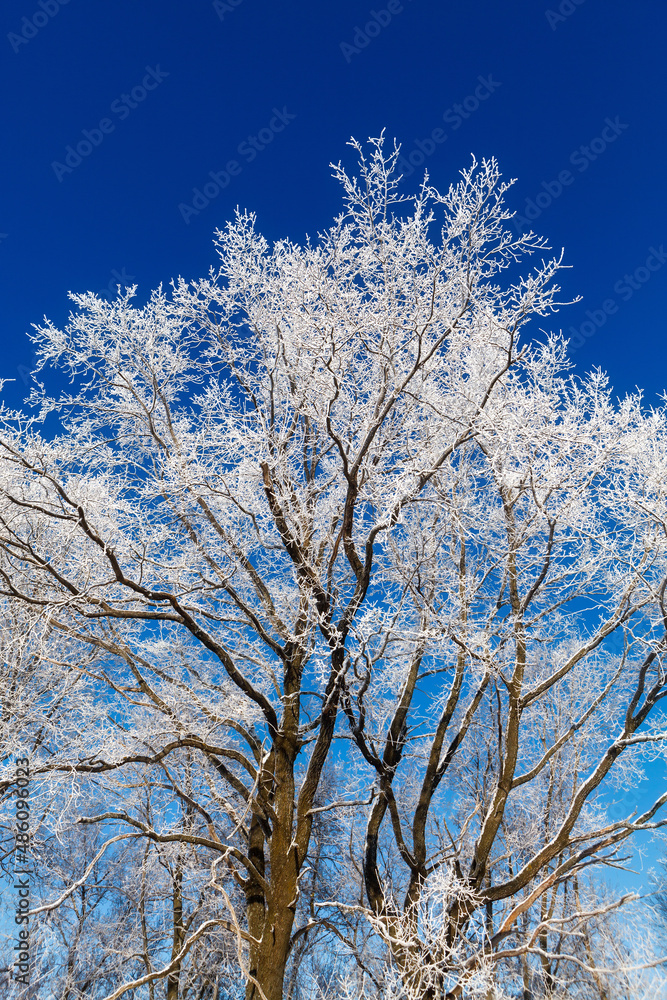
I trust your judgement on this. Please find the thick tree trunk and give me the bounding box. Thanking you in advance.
[244,846,299,1000]
[246,912,295,1000]
[245,722,301,1000]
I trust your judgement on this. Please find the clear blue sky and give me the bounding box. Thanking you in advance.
[1,0,666,409]
[1,0,666,894]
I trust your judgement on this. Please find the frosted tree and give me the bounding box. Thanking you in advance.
[1,138,666,1000]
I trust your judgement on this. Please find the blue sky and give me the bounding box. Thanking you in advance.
[1,0,666,896]
[1,0,666,408]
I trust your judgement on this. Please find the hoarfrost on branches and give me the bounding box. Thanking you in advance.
[1,137,666,999]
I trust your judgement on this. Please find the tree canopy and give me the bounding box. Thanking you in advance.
[1,138,666,1000]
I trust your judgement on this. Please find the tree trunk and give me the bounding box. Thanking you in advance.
[245,872,298,1000]
[167,852,185,1000]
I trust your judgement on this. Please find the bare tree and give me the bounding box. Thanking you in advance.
[0,137,666,999]
[333,382,667,997]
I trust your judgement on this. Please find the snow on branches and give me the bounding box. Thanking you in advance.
[1,137,666,1000]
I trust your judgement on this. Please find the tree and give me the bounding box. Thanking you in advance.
[1,137,667,999]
